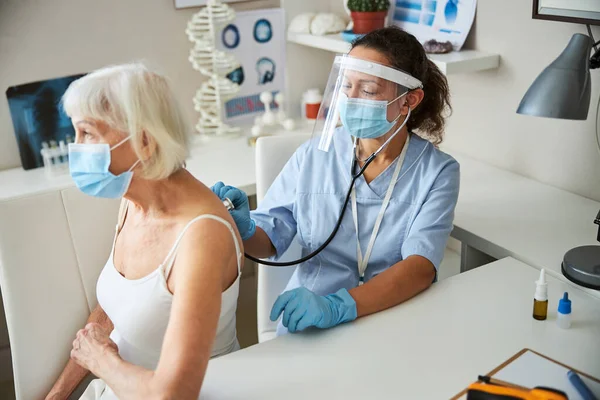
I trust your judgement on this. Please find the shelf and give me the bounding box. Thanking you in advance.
[287,32,500,75]
[288,31,351,53]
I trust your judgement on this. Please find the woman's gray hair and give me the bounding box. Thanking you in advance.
[62,63,190,180]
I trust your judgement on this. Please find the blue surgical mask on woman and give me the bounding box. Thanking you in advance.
[68,136,140,199]
[338,92,406,139]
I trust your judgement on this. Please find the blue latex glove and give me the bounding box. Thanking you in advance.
[211,181,256,240]
[270,287,357,333]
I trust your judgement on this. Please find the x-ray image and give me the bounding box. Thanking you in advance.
[6,74,84,170]
[253,18,272,43]
[256,58,275,85]
[222,24,241,49]
[227,66,245,85]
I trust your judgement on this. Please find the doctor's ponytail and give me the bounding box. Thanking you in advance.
[351,26,451,145]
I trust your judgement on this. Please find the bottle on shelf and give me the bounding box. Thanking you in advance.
[302,88,322,121]
[40,139,69,176]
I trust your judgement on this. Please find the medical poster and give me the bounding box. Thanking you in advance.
[216,8,286,122]
[390,0,476,51]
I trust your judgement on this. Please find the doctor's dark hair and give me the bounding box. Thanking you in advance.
[351,26,451,145]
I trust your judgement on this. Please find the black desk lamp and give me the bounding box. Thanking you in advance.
[517,32,600,290]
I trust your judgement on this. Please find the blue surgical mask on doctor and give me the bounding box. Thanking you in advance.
[337,91,407,139]
[68,136,140,199]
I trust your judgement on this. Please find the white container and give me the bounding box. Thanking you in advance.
[556,292,572,329]
[557,312,571,329]
[59,140,68,162]
[40,141,68,176]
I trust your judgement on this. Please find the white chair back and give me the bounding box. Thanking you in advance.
[0,188,118,399]
[255,133,310,343]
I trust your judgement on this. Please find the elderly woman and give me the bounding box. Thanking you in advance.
[45,64,243,400]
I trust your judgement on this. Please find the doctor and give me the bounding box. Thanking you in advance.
[213,26,460,335]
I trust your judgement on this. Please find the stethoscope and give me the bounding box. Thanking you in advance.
[226,107,412,267]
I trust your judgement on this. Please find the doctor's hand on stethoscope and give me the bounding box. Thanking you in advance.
[270,287,358,333]
[211,181,256,241]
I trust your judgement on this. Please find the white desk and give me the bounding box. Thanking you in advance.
[450,151,600,298]
[201,257,600,399]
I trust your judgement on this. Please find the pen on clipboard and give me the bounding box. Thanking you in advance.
[568,370,598,400]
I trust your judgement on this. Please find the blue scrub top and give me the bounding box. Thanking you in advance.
[251,129,460,298]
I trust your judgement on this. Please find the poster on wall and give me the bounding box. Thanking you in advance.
[390,0,476,51]
[216,8,286,122]
[6,74,84,170]
[174,0,250,9]
[217,8,285,122]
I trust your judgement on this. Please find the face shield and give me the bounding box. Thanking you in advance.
[312,55,422,152]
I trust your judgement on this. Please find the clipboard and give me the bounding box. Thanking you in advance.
[451,348,600,400]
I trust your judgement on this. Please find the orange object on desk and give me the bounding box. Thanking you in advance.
[466,382,567,400]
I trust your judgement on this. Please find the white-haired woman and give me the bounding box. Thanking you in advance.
[45,63,243,400]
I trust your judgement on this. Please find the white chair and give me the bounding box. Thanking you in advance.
[0,188,119,399]
[255,133,311,343]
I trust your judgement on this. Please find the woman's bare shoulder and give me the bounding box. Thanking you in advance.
[176,178,243,247]
[168,180,243,290]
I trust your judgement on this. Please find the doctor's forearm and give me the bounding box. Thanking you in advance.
[348,256,435,318]
[243,226,276,259]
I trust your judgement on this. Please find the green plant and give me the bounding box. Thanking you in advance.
[347,0,390,12]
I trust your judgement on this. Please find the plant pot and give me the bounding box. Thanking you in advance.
[350,11,388,34]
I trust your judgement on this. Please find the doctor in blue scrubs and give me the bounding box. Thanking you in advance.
[213,26,460,335]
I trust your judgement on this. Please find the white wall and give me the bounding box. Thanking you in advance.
[3,0,600,201]
[444,0,600,202]
[0,0,278,171]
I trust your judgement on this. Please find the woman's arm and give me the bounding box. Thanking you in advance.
[270,257,434,332]
[45,305,113,400]
[351,160,460,317]
[349,256,435,317]
[71,218,236,400]
[243,226,276,258]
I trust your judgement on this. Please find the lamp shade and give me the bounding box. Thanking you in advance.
[517,33,592,120]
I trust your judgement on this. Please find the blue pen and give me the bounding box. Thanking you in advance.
[568,370,598,400]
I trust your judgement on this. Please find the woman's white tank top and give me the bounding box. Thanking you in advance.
[91,206,242,399]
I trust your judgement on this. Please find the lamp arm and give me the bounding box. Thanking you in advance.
[587,25,598,51]
[586,25,600,69]
[591,47,600,69]
[594,209,600,242]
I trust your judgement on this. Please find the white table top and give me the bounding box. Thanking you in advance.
[201,257,600,399]
[450,150,600,298]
